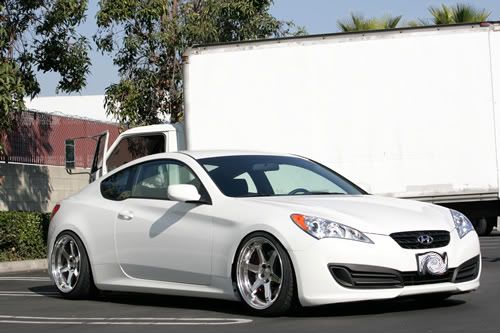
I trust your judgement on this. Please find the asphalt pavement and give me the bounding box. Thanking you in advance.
[0,233,499,333]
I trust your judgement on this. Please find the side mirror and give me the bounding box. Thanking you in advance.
[168,184,201,202]
[65,139,75,169]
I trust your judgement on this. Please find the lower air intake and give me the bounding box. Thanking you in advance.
[329,255,480,289]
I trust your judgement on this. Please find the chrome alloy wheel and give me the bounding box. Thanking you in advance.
[51,234,81,293]
[236,237,283,310]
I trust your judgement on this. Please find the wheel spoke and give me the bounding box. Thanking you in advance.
[247,263,260,273]
[61,248,70,262]
[264,282,272,302]
[271,273,282,284]
[268,251,278,267]
[255,245,266,264]
[73,268,79,277]
[251,278,264,292]
[67,271,74,286]
[60,267,69,273]
[70,241,76,256]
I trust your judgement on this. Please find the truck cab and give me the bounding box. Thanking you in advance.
[66,123,185,182]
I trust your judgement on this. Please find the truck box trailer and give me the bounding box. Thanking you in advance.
[183,22,500,234]
[68,22,500,235]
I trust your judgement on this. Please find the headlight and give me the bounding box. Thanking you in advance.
[290,214,373,243]
[451,210,474,238]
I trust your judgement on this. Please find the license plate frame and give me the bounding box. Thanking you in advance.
[416,251,448,276]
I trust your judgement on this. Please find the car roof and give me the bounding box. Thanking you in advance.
[179,150,296,159]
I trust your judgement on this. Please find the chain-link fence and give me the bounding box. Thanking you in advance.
[1,110,120,168]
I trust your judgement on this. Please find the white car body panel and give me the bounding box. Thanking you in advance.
[245,195,455,235]
[114,198,213,285]
[48,151,481,307]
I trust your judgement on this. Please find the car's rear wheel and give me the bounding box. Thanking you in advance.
[51,231,96,299]
[235,232,295,316]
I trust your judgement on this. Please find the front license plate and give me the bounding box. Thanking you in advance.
[417,252,448,276]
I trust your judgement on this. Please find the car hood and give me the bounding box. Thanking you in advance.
[245,195,455,235]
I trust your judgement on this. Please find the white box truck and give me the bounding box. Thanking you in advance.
[68,22,500,235]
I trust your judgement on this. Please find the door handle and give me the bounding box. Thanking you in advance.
[117,211,134,221]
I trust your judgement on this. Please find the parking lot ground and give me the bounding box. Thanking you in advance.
[0,233,499,333]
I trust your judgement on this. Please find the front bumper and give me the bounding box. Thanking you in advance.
[290,229,481,306]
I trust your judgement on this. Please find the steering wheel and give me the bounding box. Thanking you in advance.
[288,188,311,195]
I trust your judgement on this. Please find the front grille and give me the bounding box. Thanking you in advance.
[329,255,479,289]
[390,230,450,249]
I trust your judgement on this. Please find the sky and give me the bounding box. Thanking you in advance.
[37,0,500,96]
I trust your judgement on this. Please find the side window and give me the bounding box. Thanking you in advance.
[101,167,135,201]
[167,163,200,188]
[130,160,206,201]
[106,135,166,172]
[131,161,169,199]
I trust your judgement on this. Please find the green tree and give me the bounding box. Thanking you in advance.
[0,0,91,145]
[426,3,490,25]
[95,0,304,125]
[337,13,402,32]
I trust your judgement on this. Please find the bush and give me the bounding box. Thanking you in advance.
[0,212,50,261]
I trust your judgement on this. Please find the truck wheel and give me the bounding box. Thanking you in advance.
[473,217,488,236]
[474,217,495,236]
[484,218,495,236]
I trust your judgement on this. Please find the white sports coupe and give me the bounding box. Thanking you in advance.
[48,151,480,315]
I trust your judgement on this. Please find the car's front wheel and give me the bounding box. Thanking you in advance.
[51,231,97,299]
[235,232,296,316]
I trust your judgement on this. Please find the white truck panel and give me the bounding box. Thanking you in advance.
[185,25,499,199]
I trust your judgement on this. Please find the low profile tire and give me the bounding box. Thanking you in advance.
[235,232,296,316]
[51,231,97,299]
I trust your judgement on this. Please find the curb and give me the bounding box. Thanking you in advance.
[0,259,47,274]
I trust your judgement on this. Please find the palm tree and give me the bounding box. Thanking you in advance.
[427,3,490,24]
[337,13,402,32]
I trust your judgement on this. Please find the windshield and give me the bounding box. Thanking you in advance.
[197,155,365,198]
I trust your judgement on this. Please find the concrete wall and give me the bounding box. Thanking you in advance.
[0,163,89,212]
